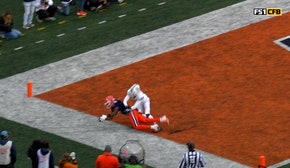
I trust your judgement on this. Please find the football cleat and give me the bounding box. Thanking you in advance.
[151,123,160,132]
[160,115,169,125]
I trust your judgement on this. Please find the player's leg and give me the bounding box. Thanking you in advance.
[128,110,159,131]
[135,110,169,124]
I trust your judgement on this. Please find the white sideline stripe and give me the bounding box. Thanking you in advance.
[138,8,146,12]
[118,14,126,18]
[158,2,166,5]
[35,40,45,44]
[57,33,65,37]
[77,27,86,30]
[14,47,23,50]
[98,20,107,24]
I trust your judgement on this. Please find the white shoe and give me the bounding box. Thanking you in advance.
[118,0,124,3]
[36,16,43,23]
[45,17,56,21]
[28,23,35,28]
[151,123,160,132]
[23,25,30,29]
[160,115,169,125]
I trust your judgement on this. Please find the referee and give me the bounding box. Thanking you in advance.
[179,141,206,168]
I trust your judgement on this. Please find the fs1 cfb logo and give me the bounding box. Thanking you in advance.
[253,8,282,16]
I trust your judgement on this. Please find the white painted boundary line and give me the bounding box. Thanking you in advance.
[77,27,87,30]
[118,14,126,18]
[14,47,23,51]
[98,20,107,24]
[138,8,146,12]
[57,33,65,37]
[35,40,45,44]
[158,2,166,5]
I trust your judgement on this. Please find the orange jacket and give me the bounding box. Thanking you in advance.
[96,152,119,168]
[62,162,78,168]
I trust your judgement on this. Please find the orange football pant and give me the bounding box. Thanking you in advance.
[128,109,160,130]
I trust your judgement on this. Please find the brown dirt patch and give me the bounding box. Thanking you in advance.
[36,13,290,167]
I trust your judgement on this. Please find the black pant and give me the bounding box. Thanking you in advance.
[0,164,14,168]
[37,6,57,20]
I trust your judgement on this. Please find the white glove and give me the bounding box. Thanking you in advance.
[70,152,76,160]
[99,115,107,122]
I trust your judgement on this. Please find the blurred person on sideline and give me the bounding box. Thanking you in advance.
[35,0,58,22]
[0,11,22,39]
[36,140,55,168]
[95,145,119,168]
[179,141,206,168]
[76,0,87,16]
[22,0,36,29]
[123,155,143,168]
[99,95,169,132]
[84,0,124,11]
[27,140,42,168]
[0,130,17,168]
[58,152,78,168]
[58,0,72,16]
[84,0,104,11]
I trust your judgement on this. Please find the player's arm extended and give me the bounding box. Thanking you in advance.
[99,106,120,122]
[106,106,120,119]
[123,94,130,106]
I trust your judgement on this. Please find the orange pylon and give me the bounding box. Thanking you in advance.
[27,81,33,97]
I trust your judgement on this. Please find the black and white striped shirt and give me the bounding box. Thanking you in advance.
[179,150,206,168]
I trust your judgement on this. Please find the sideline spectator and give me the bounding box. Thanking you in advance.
[70,0,76,5]
[23,0,36,29]
[36,140,55,168]
[27,140,41,168]
[84,0,104,11]
[84,0,124,11]
[58,152,78,168]
[35,0,58,22]
[0,130,17,168]
[108,0,125,4]
[58,0,72,16]
[0,11,22,39]
[123,155,142,168]
[95,145,119,168]
[76,0,87,16]
[179,141,206,168]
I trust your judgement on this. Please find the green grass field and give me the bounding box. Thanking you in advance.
[1,0,289,167]
[0,117,99,167]
[0,0,243,79]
